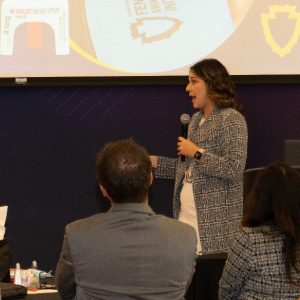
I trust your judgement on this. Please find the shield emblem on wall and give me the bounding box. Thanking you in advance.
[261,5,300,57]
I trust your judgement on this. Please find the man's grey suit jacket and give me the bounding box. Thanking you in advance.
[55,203,197,300]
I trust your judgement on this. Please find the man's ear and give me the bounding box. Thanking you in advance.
[99,184,109,198]
[149,172,153,187]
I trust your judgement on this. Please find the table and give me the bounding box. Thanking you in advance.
[25,290,61,300]
[0,283,61,300]
[185,253,227,300]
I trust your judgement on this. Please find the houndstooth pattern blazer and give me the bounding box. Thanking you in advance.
[219,226,300,299]
[155,107,248,254]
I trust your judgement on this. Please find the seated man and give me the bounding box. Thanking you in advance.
[55,139,196,300]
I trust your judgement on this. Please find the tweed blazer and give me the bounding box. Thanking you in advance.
[219,226,300,299]
[155,107,248,254]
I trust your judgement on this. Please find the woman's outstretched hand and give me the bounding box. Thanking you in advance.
[150,155,158,168]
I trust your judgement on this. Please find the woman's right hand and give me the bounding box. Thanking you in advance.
[150,156,158,168]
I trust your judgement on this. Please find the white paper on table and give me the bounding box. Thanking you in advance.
[0,206,8,240]
[28,289,58,294]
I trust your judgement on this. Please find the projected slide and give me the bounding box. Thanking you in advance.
[0,0,299,77]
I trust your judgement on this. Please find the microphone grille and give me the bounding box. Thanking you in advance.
[180,113,190,124]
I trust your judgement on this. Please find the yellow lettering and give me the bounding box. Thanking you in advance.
[150,0,161,14]
[133,0,148,16]
[162,0,177,12]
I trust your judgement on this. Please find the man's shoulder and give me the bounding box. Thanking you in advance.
[65,210,196,246]
[65,213,105,234]
[157,214,193,228]
[155,215,197,239]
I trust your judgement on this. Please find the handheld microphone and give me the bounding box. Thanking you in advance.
[180,114,190,162]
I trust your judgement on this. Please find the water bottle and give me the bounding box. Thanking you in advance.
[14,263,22,285]
[28,260,40,291]
[31,260,38,269]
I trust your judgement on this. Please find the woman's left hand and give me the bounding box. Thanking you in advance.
[177,137,200,158]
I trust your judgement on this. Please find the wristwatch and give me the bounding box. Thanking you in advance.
[194,150,202,160]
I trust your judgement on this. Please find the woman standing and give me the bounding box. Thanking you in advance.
[150,58,248,299]
[219,162,300,299]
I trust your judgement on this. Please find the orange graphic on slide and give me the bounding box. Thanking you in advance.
[131,17,182,44]
[27,23,42,48]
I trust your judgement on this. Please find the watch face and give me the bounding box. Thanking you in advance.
[194,151,202,160]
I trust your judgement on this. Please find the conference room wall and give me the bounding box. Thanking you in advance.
[0,83,299,271]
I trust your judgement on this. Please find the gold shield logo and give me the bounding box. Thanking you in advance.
[131,17,182,44]
[261,5,300,57]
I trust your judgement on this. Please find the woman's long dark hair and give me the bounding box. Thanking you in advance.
[243,161,300,283]
[191,58,243,113]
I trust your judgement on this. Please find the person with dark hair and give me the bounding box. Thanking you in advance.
[55,139,197,300]
[150,58,248,299]
[219,161,300,299]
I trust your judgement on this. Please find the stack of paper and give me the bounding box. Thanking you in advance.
[0,206,8,240]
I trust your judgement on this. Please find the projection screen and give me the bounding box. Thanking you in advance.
[0,0,299,79]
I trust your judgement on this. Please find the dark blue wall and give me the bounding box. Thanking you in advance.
[1,84,300,271]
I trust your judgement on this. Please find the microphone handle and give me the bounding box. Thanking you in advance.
[180,124,188,162]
